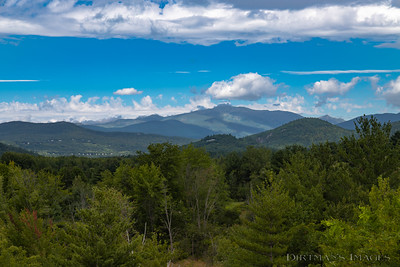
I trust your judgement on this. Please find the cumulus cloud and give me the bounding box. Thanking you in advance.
[307,77,360,95]
[1,1,400,45]
[0,94,216,123]
[133,95,156,110]
[113,88,143,95]
[206,73,277,101]
[379,76,400,106]
[307,77,360,107]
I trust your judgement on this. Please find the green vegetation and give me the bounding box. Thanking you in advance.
[0,121,191,157]
[0,115,400,266]
[0,142,33,156]
[245,118,353,149]
[193,118,353,155]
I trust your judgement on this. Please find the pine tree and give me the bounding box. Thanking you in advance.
[65,186,138,266]
[226,174,296,266]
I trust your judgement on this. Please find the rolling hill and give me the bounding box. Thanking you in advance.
[244,118,353,149]
[193,118,354,154]
[0,121,191,157]
[83,104,303,138]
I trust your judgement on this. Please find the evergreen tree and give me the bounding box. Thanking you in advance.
[65,186,138,266]
[225,174,296,266]
[339,115,398,190]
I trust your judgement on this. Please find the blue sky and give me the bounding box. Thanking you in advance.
[1,0,400,122]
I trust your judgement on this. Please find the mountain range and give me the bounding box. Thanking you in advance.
[1,105,400,157]
[81,104,303,138]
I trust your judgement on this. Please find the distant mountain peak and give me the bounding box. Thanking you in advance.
[318,115,345,124]
[137,114,164,121]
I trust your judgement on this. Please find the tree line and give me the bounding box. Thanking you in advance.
[0,116,399,266]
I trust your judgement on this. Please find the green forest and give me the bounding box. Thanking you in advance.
[1,116,400,266]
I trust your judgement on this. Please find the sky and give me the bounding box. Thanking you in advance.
[1,0,400,122]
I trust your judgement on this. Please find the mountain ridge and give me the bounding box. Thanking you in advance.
[82,104,304,138]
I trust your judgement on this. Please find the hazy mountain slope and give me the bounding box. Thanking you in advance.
[171,104,303,136]
[338,113,400,130]
[83,120,215,139]
[0,121,191,157]
[90,114,164,128]
[85,104,303,138]
[319,115,345,124]
[108,120,214,139]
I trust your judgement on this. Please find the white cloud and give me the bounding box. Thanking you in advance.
[283,69,400,75]
[307,77,360,96]
[1,2,400,45]
[113,88,143,95]
[175,71,191,74]
[206,72,277,101]
[133,95,156,110]
[338,102,372,113]
[379,76,400,106]
[0,94,217,123]
[241,95,314,115]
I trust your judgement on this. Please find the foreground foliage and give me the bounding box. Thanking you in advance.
[0,116,399,266]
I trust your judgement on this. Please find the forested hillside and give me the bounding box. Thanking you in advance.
[0,142,33,156]
[193,118,353,155]
[0,116,399,266]
[0,121,191,157]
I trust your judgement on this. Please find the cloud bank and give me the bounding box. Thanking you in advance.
[1,1,400,45]
[0,94,216,123]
